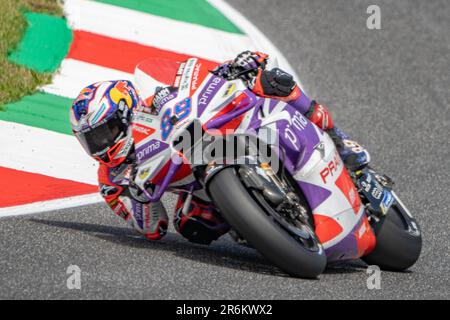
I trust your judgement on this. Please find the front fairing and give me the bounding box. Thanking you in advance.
[130,58,254,198]
[257,102,373,261]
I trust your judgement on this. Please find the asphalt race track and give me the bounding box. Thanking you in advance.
[0,0,449,299]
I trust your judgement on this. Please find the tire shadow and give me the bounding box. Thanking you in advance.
[30,218,366,278]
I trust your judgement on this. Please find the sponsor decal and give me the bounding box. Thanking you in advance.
[197,77,225,117]
[118,209,129,219]
[380,190,394,214]
[108,198,118,207]
[176,62,186,76]
[133,201,144,228]
[138,167,151,180]
[198,77,223,106]
[135,139,169,163]
[133,123,154,136]
[191,62,202,90]
[173,75,181,88]
[179,58,197,95]
[144,205,151,230]
[113,202,129,219]
[115,136,134,158]
[152,87,177,111]
[222,83,236,98]
[320,152,341,183]
[132,120,156,144]
[135,112,154,123]
[291,111,308,131]
[348,184,357,204]
[173,62,186,87]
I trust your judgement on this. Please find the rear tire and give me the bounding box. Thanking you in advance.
[362,201,422,271]
[208,167,326,278]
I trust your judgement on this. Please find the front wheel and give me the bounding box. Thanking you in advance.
[362,192,422,271]
[208,167,327,278]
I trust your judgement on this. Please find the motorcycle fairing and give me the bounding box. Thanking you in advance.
[131,58,375,261]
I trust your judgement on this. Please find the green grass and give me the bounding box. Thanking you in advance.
[0,0,63,107]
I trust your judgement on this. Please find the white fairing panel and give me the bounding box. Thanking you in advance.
[293,127,365,249]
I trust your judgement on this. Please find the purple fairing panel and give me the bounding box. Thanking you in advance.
[247,98,264,130]
[274,103,321,174]
[256,101,329,214]
[297,181,332,211]
[135,139,169,164]
[197,76,226,117]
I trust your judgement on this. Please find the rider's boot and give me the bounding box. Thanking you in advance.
[326,126,371,171]
[173,193,230,245]
[305,100,370,171]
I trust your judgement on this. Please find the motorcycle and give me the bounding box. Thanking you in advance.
[129,57,422,278]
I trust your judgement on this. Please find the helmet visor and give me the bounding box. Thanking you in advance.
[75,115,126,158]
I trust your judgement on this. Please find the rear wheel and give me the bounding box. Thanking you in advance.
[208,167,326,278]
[362,193,422,271]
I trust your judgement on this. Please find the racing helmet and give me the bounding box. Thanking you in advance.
[70,80,140,167]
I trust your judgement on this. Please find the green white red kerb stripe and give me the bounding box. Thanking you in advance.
[0,0,299,216]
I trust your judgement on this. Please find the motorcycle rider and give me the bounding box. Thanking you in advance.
[69,51,370,245]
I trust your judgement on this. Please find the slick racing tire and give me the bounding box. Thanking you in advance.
[362,196,422,271]
[208,167,327,278]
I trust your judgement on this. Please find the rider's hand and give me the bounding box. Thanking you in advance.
[231,51,268,74]
[212,51,269,81]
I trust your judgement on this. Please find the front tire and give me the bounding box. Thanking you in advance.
[208,167,327,278]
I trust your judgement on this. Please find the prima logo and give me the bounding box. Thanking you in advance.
[136,139,168,163]
[198,77,223,106]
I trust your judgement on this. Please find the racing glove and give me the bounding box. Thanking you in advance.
[232,50,268,73]
[212,51,268,80]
